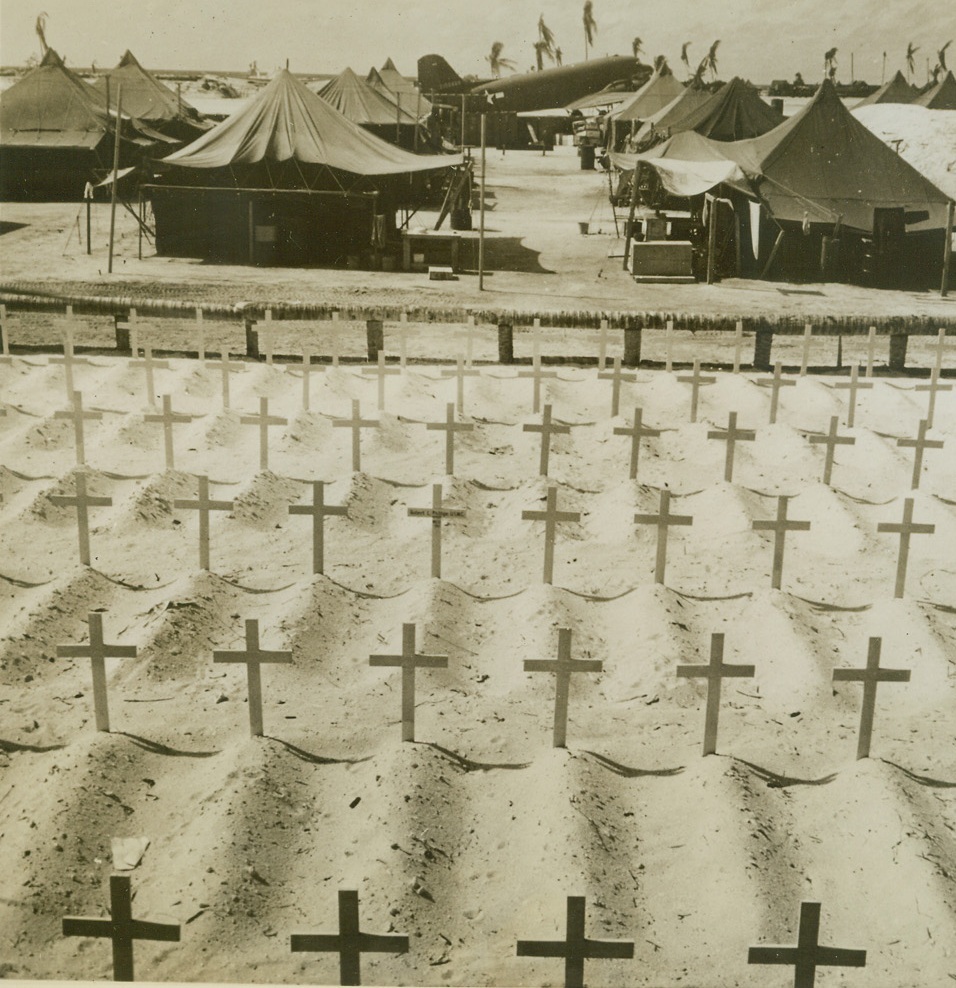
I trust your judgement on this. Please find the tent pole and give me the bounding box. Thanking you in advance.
[706,196,719,283]
[107,84,123,275]
[85,185,92,255]
[460,93,466,150]
[623,163,640,271]
[138,187,143,260]
[943,200,954,297]
[479,113,487,291]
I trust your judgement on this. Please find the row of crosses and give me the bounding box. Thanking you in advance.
[62,879,866,987]
[49,465,938,597]
[59,615,911,761]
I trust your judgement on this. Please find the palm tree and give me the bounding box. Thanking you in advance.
[680,42,692,76]
[535,15,556,70]
[705,39,720,81]
[487,42,516,79]
[938,40,952,72]
[555,47,563,66]
[533,41,549,71]
[632,37,643,60]
[583,1,597,61]
[35,11,49,55]
[824,47,838,80]
[905,42,919,81]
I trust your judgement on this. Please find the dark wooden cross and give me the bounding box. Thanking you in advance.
[363,351,401,411]
[518,352,558,414]
[516,894,633,988]
[334,399,380,472]
[240,395,288,471]
[62,873,180,982]
[707,411,756,483]
[291,889,409,987]
[145,395,193,472]
[897,419,943,491]
[757,361,796,424]
[597,356,636,417]
[676,359,715,423]
[57,611,137,732]
[214,618,292,736]
[523,485,581,585]
[49,312,91,402]
[809,415,855,486]
[877,497,935,598]
[748,900,866,987]
[832,365,872,428]
[193,307,205,362]
[524,403,571,476]
[634,489,693,585]
[614,407,660,481]
[752,495,811,590]
[426,402,474,475]
[441,356,480,414]
[207,349,245,410]
[173,475,234,571]
[369,623,448,742]
[54,390,102,467]
[915,364,952,430]
[49,470,112,566]
[523,628,602,748]
[129,343,170,408]
[833,636,911,760]
[0,302,13,364]
[677,632,755,755]
[407,483,465,579]
[289,480,348,575]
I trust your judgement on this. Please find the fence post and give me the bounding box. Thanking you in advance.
[114,314,131,353]
[888,330,908,372]
[753,325,773,371]
[498,321,514,364]
[623,324,641,368]
[245,317,259,359]
[366,318,384,361]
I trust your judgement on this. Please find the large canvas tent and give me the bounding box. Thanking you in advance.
[662,77,783,142]
[93,50,211,141]
[633,84,713,147]
[318,67,420,147]
[368,58,432,117]
[148,68,459,265]
[912,70,956,109]
[0,48,163,200]
[608,66,685,124]
[855,70,919,108]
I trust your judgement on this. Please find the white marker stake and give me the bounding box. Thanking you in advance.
[732,319,744,374]
[194,307,205,363]
[800,323,812,376]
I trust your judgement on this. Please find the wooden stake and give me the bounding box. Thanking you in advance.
[0,304,12,364]
[634,489,693,585]
[833,365,873,429]
[208,350,245,410]
[614,407,660,481]
[194,307,205,363]
[664,319,674,372]
[440,356,480,415]
[518,352,558,414]
[800,323,812,376]
[129,344,170,408]
[915,362,952,430]
[752,495,811,590]
[732,319,743,373]
[362,351,400,411]
[597,318,610,371]
[49,310,91,403]
[865,325,877,378]
[301,348,313,410]
[407,483,465,579]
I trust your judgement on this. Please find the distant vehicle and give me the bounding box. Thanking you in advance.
[418,53,645,113]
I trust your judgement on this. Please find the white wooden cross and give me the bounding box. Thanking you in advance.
[748,901,866,986]
[49,307,91,402]
[756,361,796,424]
[57,612,137,732]
[369,623,448,742]
[408,483,465,579]
[522,486,581,585]
[334,399,380,472]
[291,889,409,987]
[54,390,102,467]
[174,475,234,571]
[524,628,602,748]
[208,349,245,410]
[915,364,952,430]
[63,874,180,982]
[809,415,855,486]
[362,351,400,411]
[897,419,943,491]
[634,489,693,585]
[519,351,558,414]
[752,495,811,590]
[732,319,744,374]
[240,395,288,471]
[129,343,170,407]
[707,411,756,483]
[214,618,292,736]
[926,326,952,374]
[288,480,348,575]
[597,356,636,417]
[596,317,611,371]
[441,356,481,415]
[664,318,675,372]
[524,403,571,477]
[877,497,935,598]
[516,894,633,988]
[677,633,755,756]
[832,365,872,428]
[426,402,474,475]
[49,471,112,566]
[864,325,877,378]
[0,303,13,364]
[614,407,660,481]
[833,636,910,760]
[144,394,193,472]
[116,307,138,355]
[676,359,716,423]
[193,307,205,363]
[799,322,813,376]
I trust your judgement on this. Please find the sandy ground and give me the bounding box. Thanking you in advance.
[1,350,955,987]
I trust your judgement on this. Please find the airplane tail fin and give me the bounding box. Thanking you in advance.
[418,54,463,92]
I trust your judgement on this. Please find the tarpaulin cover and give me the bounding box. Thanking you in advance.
[912,71,956,110]
[163,69,458,175]
[319,67,419,126]
[855,70,919,109]
[664,77,782,141]
[608,67,685,123]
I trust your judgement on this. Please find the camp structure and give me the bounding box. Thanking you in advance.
[660,77,783,143]
[855,70,919,108]
[912,70,956,109]
[146,68,461,266]
[613,80,952,288]
[368,58,432,117]
[632,84,713,148]
[0,48,169,200]
[93,50,211,142]
[318,67,421,148]
[606,66,685,148]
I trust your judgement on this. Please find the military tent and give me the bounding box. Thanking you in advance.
[632,84,713,147]
[368,58,432,117]
[608,66,685,124]
[318,67,420,147]
[148,68,459,265]
[855,70,919,108]
[912,70,956,109]
[663,77,782,142]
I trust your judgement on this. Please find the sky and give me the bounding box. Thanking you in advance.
[1,0,953,85]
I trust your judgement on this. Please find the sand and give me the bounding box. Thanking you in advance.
[1,347,955,987]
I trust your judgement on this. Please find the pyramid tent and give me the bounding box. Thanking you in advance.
[912,70,956,109]
[93,50,210,139]
[665,77,782,141]
[634,84,713,144]
[369,58,431,116]
[319,68,418,128]
[855,70,919,108]
[608,66,685,123]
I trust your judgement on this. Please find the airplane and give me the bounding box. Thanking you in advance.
[417,53,646,113]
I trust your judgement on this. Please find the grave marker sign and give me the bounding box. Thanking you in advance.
[752,495,811,590]
[522,486,581,585]
[407,483,465,579]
